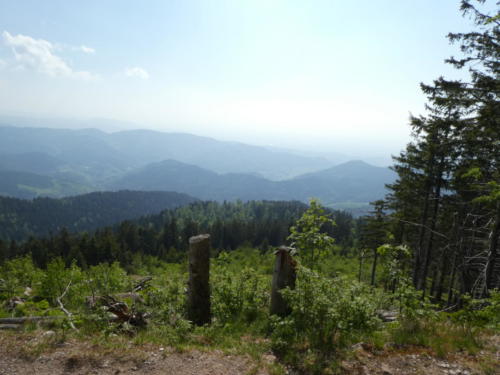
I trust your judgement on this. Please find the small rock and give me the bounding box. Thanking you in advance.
[42,330,56,337]
[381,363,393,374]
[263,354,276,363]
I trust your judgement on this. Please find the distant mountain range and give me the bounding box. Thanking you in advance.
[0,125,331,181]
[0,125,397,213]
[108,159,395,206]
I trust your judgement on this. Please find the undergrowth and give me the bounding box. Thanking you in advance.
[0,249,499,374]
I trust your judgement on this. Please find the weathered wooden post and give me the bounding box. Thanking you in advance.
[270,246,297,317]
[187,234,211,325]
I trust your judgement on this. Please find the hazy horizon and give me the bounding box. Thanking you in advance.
[0,1,496,162]
[0,112,396,166]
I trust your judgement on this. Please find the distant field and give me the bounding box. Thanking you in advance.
[327,201,370,216]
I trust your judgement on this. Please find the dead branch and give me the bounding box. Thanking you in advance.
[96,295,148,327]
[132,276,153,292]
[56,280,77,330]
[86,292,144,308]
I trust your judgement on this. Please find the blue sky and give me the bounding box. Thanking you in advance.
[0,0,495,159]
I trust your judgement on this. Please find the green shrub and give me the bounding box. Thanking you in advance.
[211,252,269,324]
[85,262,130,297]
[0,256,44,299]
[287,199,336,270]
[144,271,186,324]
[451,290,500,333]
[271,266,380,354]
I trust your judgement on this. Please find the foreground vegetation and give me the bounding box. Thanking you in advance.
[1,240,499,374]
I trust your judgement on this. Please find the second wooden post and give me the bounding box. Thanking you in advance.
[270,246,297,317]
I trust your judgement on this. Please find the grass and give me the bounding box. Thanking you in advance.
[389,318,484,358]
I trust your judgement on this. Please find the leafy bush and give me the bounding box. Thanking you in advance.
[271,266,380,355]
[392,278,437,332]
[85,262,131,297]
[451,290,500,332]
[143,268,187,324]
[0,256,44,299]
[39,257,87,308]
[288,199,335,270]
[211,252,269,324]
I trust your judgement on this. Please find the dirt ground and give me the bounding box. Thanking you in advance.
[340,342,500,375]
[0,331,498,375]
[0,331,271,375]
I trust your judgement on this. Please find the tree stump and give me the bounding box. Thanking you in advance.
[270,246,297,317]
[187,234,211,325]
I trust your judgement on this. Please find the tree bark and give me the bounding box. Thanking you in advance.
[418,158,444,293]
[370,249,378,286]
[187,234,211,326]
[485,202,500,293]
[413,175,433,287]
[447,251,458,306]
[358,250,364,282]
[433,248,448,303]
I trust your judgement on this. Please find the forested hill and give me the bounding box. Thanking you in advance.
[0,170,93,199]
[0,190,197,241]
[0,200,355,267]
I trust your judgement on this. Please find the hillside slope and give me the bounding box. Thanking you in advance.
[0,190,197,240]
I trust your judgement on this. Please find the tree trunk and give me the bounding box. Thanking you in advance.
[433,248,448,304]
[447,209,464,305]
[447,251,458,306]
[418,159,444,293]
[187,234,211,326]
[485,202,500,293]
[358,250,364,282]
[270,246,297,317]
[370,248,378,286]
[413,176,433,287]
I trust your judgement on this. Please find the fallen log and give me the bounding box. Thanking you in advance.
[377,310,398,322]
[0,324,20,330]
[86,292,144,308]
[132,276,153,292]
[0,316,63,325]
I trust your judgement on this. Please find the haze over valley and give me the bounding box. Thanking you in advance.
[0,124,396,214]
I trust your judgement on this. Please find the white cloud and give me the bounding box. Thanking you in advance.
[124,67,149,80]
[80,45,95,54]
[1,31,95,79]
[0,59,5,69]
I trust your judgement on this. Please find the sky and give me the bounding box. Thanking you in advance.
[0,0,495,161]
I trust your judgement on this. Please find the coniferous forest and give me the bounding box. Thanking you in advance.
[0,1,499,374]
[385,1,499,300]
